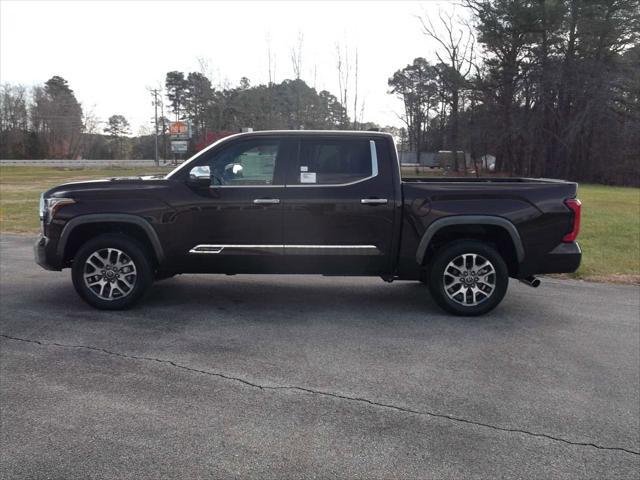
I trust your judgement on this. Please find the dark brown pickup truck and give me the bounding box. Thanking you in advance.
[35,130,581,315]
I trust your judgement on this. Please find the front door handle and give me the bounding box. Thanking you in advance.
[253,198,280,204]
[360,198,388,205]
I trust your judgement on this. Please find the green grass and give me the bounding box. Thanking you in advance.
[0,166,169,233]
[574,184,640,280]
[1,167,638,281]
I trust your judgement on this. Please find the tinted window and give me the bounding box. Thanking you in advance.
[207,140,279,186]
[295,138,372,185]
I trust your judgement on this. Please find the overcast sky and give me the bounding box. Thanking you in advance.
[1,0,459,132]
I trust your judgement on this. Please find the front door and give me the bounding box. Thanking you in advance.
[177,136,291,273]
[280,136,396,275]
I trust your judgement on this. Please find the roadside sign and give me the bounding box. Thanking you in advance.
[171,140,188,153]
[169,121,191,140]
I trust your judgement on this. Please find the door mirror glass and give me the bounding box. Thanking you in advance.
[189,165,210,183]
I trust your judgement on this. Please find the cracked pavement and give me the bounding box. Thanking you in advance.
[1,235,639,478]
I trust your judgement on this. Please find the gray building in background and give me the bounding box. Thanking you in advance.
[398,151,438,167]
[399,151,496,171]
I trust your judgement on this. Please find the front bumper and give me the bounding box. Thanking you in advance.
[34,234,61,271]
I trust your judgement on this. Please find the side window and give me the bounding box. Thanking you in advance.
[294,138,374,185]
[208,140,280,186]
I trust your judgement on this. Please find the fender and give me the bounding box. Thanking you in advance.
[415,215,525,265]
[57,213,165,262]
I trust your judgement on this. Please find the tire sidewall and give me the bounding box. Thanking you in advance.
[428,240,509,316]
[72,234,153,310]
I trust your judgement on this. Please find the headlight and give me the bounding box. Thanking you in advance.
[39,194,45,221]
[40,196,76,223]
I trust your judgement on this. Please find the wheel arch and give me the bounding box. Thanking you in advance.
[58,214,164,266]
[416,216,524,273]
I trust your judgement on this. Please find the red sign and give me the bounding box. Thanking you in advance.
[169,121,190,138]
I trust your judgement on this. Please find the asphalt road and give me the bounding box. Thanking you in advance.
[1,235,638,479]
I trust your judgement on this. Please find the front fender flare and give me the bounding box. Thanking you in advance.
[415,215,525,265]
[57,213,165,263]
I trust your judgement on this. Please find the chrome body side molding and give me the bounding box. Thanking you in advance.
[189,244,381,255]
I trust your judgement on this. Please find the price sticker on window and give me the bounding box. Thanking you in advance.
[300,172,316,183]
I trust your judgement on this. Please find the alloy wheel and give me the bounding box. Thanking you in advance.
[83,248,137,301]
[443,253,496,307]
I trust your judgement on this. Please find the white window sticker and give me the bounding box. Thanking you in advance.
[300,165,309,172]
[300,172,316,183]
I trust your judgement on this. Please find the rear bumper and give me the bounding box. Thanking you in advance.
[530,242,582,275]
[34,235,61,271]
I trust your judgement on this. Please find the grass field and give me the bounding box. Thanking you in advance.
[1,166,638,282]
[0,166,167,233]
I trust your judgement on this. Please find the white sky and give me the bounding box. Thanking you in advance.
[1,0,458,133]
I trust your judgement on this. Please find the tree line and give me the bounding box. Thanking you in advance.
[389,0,639,185]
[0,74,373,162]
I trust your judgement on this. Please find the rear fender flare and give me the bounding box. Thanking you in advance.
[416,215,524,265]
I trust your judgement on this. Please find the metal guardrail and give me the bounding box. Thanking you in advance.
[0,159,180,168]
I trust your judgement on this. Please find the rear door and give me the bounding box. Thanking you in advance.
[280,135,396,275]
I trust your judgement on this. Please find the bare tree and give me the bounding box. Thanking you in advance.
[336,42,350,127]
[336,42,366,130]
[418,8,475,171]
[290,31,304,80]
[353,48,359,129]
[265,33,277,85]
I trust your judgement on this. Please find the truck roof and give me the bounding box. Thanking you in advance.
[228,130,393,138]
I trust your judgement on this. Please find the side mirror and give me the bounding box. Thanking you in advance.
[188,166,210,184]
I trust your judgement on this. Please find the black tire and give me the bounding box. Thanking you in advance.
[71,234,153,310]
[427,240,508,316]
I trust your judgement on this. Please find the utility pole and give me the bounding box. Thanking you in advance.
[160,100,166,164]
[150,88,160,167]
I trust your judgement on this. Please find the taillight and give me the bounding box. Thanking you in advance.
[563,198,581,242]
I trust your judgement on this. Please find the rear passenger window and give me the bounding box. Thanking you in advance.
[294,139,374,185]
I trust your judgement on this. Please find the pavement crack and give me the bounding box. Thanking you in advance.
[2,333,639,457]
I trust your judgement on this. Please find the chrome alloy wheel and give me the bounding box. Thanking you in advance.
[83,248,137,301]
[443,253,496,307]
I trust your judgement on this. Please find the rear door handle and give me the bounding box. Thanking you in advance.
[253,198,280,204]
[360,198,388,205]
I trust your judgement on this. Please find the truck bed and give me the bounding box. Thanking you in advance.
[402,176,572,184]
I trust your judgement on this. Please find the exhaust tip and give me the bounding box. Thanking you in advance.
[520,276,541,288]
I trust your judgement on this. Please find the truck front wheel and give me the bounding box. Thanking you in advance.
[71,234,153,310]
[427,240,508,316]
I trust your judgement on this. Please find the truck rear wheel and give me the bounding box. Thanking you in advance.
[427,240,508,316]
[71,234,153,310]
